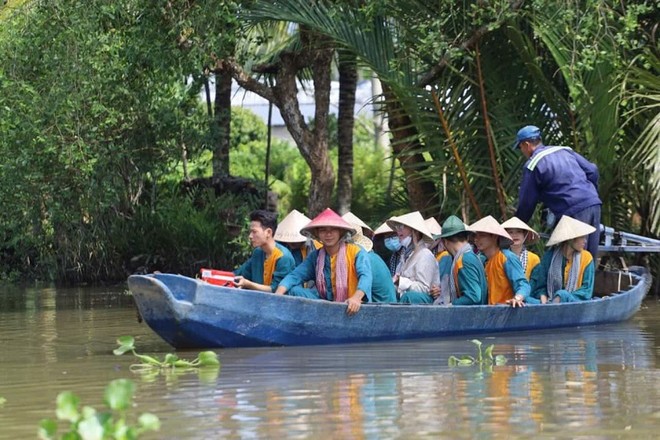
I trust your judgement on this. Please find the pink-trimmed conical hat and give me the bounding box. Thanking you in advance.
[300,208,356,238]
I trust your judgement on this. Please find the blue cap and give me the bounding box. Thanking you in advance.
[513,125,541,149]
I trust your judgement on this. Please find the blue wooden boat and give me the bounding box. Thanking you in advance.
[127,268,652,349]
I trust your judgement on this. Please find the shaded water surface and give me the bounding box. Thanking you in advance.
[1,285,659,439]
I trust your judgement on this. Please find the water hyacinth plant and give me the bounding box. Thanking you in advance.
[448,339,507,367]
[38,379,159,440]
[113,336,220,372]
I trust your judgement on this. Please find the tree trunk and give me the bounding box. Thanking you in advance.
[211,67,232,180]
[383,86,437,217]
[336,53,357,215]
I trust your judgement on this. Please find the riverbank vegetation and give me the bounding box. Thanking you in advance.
[0,0,657,283]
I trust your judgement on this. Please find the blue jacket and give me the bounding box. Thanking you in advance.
[516,145,601,222]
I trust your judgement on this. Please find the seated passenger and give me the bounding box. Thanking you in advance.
[468,216,531,307]
[372,221,397,266]
[528,216,596,304]
[275,208,372,315]
[501,217,541,280]
[424,217,445,259]
[233,210,296,292]
[382,218,416,279]
[388,211,440,304]
[348,222,397,303]
[342,211,374,239]
[440,215,488,305]
[273,209,321,265]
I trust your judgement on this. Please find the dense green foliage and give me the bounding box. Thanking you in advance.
[38,379,160,439]
[0,0,657,282]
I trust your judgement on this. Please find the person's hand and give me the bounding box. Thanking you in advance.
[234,276,251,289]
[392,274,399,285]
[430,284,441,299]
[540,294,548,304]
[345,295,362,315]
[506,294,525,308]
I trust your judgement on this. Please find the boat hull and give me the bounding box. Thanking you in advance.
[128,268,651,349]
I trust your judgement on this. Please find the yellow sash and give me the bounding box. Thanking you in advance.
[563,250,593,288]
[263,246,284,286]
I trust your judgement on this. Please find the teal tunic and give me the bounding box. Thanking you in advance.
[528,250,595,303]
[500,249,532,299]
[234,243,296,291]
[452,251,488,305]
[367,251,397,303]
[278,246,373,302]
[290,248,304,266]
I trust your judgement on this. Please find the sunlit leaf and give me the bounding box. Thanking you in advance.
[77,415,104,440]
[104,379,135,411]
[458,358,474,366]
[56,391,80,423]
[38,419,58,440]
[484,344,494,360]
[116,336,135,348]
[198,351,220,367]
[133,354,162,366]
[470,339,482,347]
[113,345,133,356]
[164,353,179,365]
[138,413,161,431]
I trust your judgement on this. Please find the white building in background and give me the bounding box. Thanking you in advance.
[203,77,389,147]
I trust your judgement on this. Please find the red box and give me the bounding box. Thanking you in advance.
[200,268,236,287]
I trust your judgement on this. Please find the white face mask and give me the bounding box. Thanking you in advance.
[400,236,412,249]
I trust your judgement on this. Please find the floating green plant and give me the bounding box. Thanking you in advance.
[113,336,220,372]
[448,339,507,367]
[38,379,159,440]
[0,396,6,406]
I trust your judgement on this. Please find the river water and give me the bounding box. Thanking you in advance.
[0,284,658,439]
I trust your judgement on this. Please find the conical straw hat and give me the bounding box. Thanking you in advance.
[424,217,443,239]
[300,208,356,238]
[342,212,373,233]
[273,209,311,243]
[372,222,393,236]
[348,223,373,252]
[546,215,596,247]
[501,216,539,244]
[386,211,433,240]
[467,215,513,243]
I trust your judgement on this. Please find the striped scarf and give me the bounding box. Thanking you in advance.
[547,247,582,299]
[316,242,348,302]
[388,243,414,276]
[448,243,472,302]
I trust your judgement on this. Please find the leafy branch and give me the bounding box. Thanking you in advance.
[448,339,507,367]
[113,336,220,372]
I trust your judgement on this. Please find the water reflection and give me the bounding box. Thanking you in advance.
[0,285,658,439]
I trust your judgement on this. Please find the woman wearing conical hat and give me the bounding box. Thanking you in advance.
[348,222,397,303]
[274,209,322,266]
[468,216,530,307]
[387,212,440,304]
[528,215,596,304]
[275,208,372,315]
[372,221,402,276]
[501,217,541,280]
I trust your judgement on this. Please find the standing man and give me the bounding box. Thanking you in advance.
[513,125,602,257]
[234,210,296,292]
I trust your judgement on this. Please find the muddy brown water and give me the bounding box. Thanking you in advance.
[1,285,658,439]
